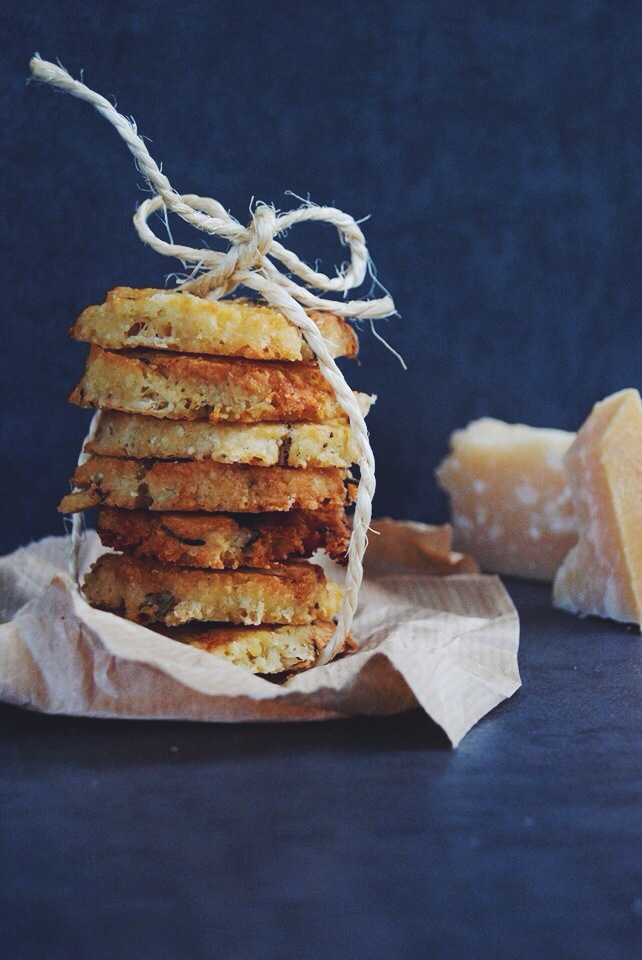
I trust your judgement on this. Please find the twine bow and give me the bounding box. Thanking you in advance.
[30,56,397,667]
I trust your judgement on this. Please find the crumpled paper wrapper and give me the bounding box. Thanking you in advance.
[0,521,520,746]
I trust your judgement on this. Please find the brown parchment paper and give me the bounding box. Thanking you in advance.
[0,521,520,746]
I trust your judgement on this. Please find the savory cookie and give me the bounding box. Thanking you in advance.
[82,554,343,626]
[72,287,358,361]
[96,506,351,567]
[86,410,362,468]
[59,456,357,514]
[162,621,353,675]
[70,346,371,423]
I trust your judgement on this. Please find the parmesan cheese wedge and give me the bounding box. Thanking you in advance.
[436,418,577,580]
[553,389,642,628]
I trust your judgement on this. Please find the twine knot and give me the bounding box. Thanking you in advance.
[179,201,279,299]
[247,204,279,259]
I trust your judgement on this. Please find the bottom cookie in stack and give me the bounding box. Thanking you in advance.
[159,623,346,676]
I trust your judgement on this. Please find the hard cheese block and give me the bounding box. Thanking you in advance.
[553,389,642,628]
[436,418,577,580]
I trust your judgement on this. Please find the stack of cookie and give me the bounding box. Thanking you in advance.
[59,287,371,675]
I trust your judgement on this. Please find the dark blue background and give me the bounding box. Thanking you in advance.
[1,0,640,554]
[2,7,641,959]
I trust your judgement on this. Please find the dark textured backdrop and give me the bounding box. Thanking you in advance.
[1,0,640,555]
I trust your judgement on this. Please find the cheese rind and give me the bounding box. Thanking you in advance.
[436,418,576,581]
[553,389,642,628]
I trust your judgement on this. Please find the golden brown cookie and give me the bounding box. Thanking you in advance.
[59,456,356,514]
[96,506,351,567]
[82,554,343,627]
[72,287,358,361]
[70,346,370,423]
[162,621,353,675]
[86,410,362,468]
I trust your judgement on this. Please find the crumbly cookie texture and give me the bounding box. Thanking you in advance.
[86,410,363,468]
[82,554,343,627]
[72,287,358,362]
[70,346,371,423]
[59,456,356,514]
[161,621,354,675]
[96,506,351,568]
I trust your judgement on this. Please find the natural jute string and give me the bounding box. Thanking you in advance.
[31,56,396,666]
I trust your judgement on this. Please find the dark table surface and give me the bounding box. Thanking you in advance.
[1,579,640,960]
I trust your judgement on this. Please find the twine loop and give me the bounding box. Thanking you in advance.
[132,189,393,317]
[30,55,398,667]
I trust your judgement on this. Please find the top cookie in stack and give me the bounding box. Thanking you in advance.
[59,287,372,675]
